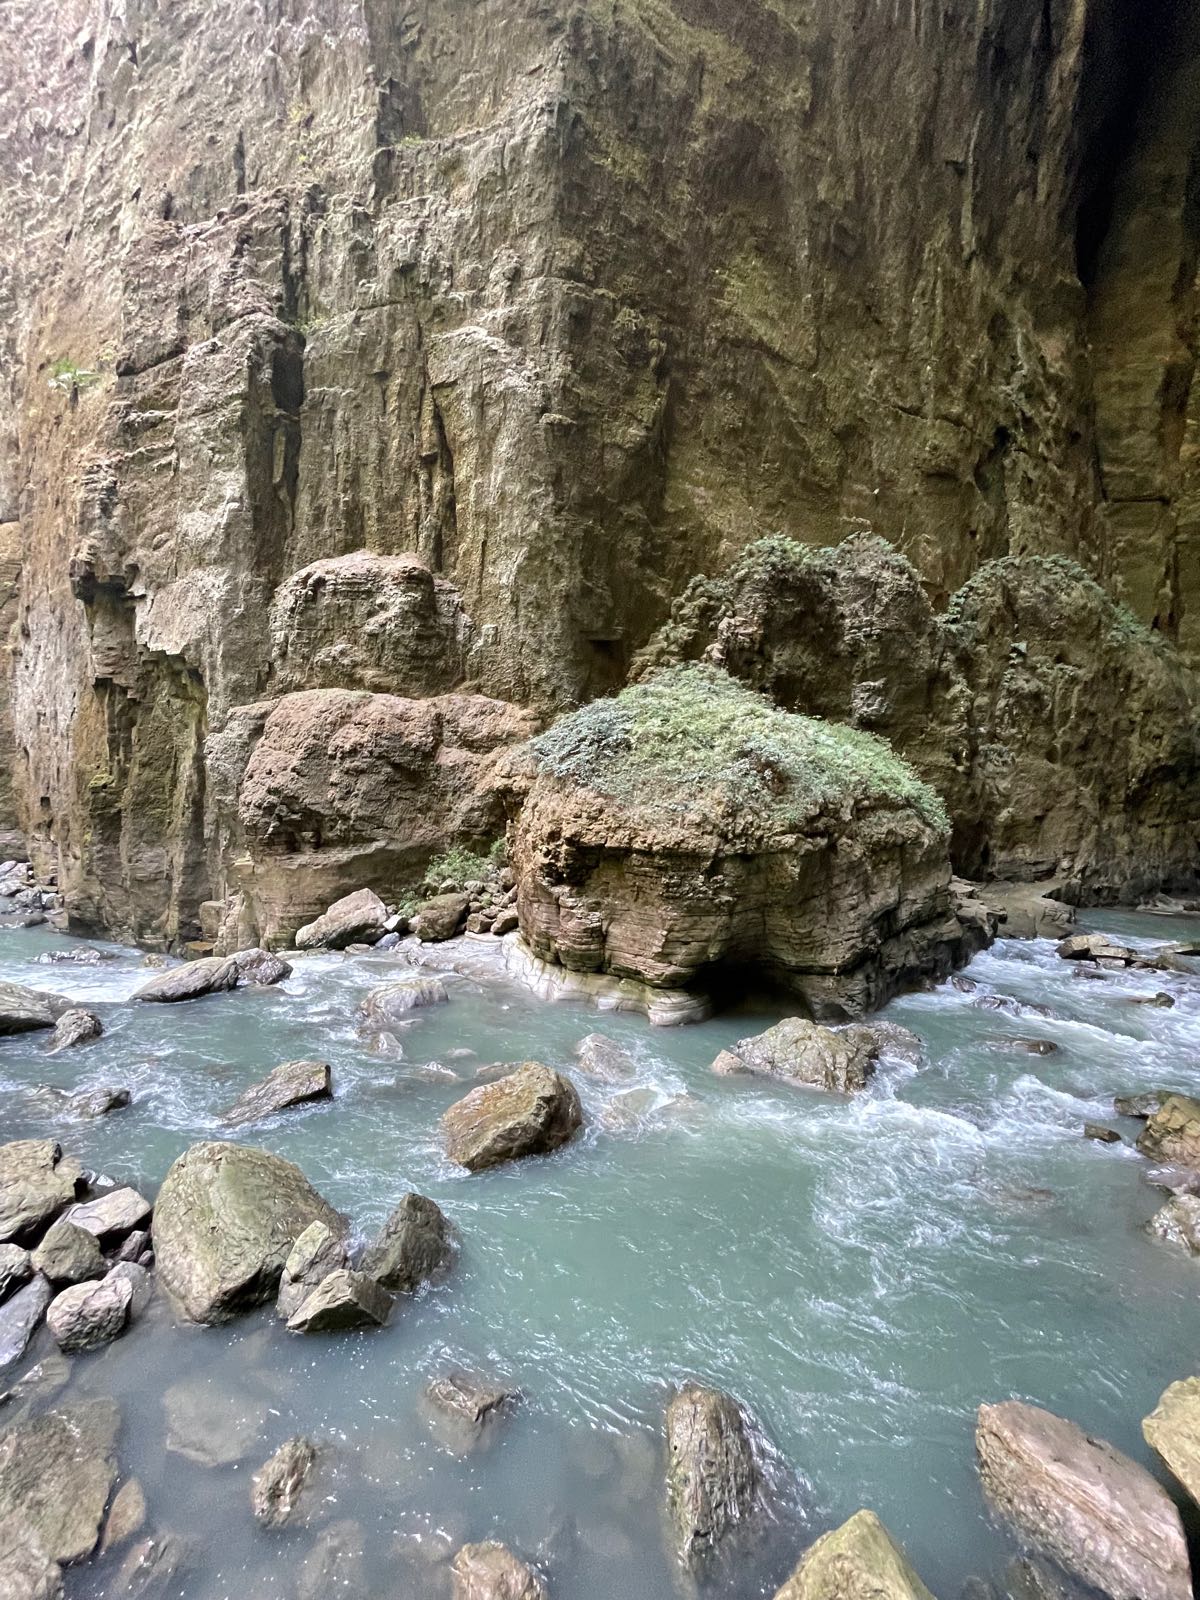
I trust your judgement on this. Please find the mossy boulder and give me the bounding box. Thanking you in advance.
[500,666,974,1017]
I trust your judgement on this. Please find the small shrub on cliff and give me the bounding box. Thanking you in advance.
[530,664,948,835]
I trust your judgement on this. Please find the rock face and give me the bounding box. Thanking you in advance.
[665,1384,761,1574]
[450,1542,546,1600]
[504,667,975,1015]
[220,1060,333,1127]
[1143,1379,1200,1505]
[153,1142,343,1323]
[360,1194,453,1293]
[251,1437,317,1529]
[772,1510,934,1600]
[441,1063,583,1172]
[975,1401,1190,1600]
[712,1019,880,1093]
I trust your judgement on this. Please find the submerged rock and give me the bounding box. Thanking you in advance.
[153,1142,343,1323]
[665,1384,761,1573]
[133,957,239,1004]
[1146,1195,1200,1252]
[425,1370,518,1453]
[360,1193,453,1292]
[1115,1091,1173,1119]
[68,1085,130,1118]
[574,1034,637,1082]
[450,1541,546,1600]
[115,1533,191,1600]
[297,1519,366,1600]
[0,1277,53,1370]
[251,1437,317,1528]
[0,982,70,1036]
[219,1060,332,1128]
[46,1272,132,1352]
[276,1221,349,1321]
[1082,1124,1121,1145]
[294,889,387,951]
[360,976,448,1027]
[45,1009,102,1052]
[1136,1095,1200,1168]
[164,1381,263,1466]
[0,1398,120,1563]
[772,1509,934,1600]
[0,1513,63,1600]
[100,1478,147,1554]
[975,1400,1189,1600]
[0,1142,82,1243]
[1143,1378,1200,1506]
[441,1062,583,1172]
[31,1218,105,1284]
[712,1017,878,1093]
[286,1269,391,1332]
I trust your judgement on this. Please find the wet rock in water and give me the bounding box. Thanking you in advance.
[450,1541,547,1600]
[31,1218,105,1285]
[771,1509,934,1600]
[133,956,239,1004]
[35,948,112,967]
[164,1380,263,1466]
[1136,1095,1200,1169]
[0,1354,71,1411]
[0,1512,63,1599]
[68,1085,130,1118]
[46,1272,132,1352]
[107,1262,153,1319]
[1004,1039,1058,1056]
[251,1437,317,1528]
[115,1229,150,1264]
[1056,933,1134,964]
[115,1533,191,1600]
[286,1270,392,1333]
[0,1397,120,1563]
[230,947,292,986]
[1143,1378,1200,1505]
[0,1245,32,1304]
[665,1384,762,1573]
[1082,1124,1122,1145]
[425,1370,518,1453]
[360,976,449,1027]
[1127,992,1176,1008]
[0,982,70,1036]
[46,1010,102,1053]
[67,1187,152,1243]
[0,1142,83,1243]
[277,1221,349,1321]
[975,1400,1189,1600]
[1115,1091,1173,1119]
[153,1141,344,1323]
[219,1060,333,1128]
[1147,1195,1200,1252]
[297,1520,367,1600]
[100,1478,147,1554]
[574,1033,637,1082]
[361,1193,453,1292]
[0,1277,53,1370]
[712,1017,878,1094]
[441,1062,584,1172]
[413,893,471,943]
[295,889,387,952]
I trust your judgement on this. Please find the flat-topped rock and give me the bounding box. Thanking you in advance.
[66,1188,151,1242]
[441,1062,583,1172]
[772,1510,934,1600]
[712,1017,879,1093]
[975,1400,1190,1600]
[133,956,239,1004]
[219,1060,332,1128]
[1056,933,1135,963]
[0,982,71,1035]
[0,1398,120,1564]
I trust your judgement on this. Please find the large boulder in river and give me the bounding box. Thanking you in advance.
[0,1142,83,1243]
[712,1018,881,1092]
[1136,1095,1200,1168]
[441,1063,583,1172]
[665,1384,762,1574]
[0,982,70,1035]
[412,892,470,942]
[975,1401,1190,1600]
[0,1398,120,1564]
[294,888,388,951]
[1056,932,1135,964]
[498,666,974,1018]
[46,1009,102,1052]
[360,1193,453,1291]
[219,1060,333,1127]
[1143,1378,1200,1506]
[450,1541,546,1600]
[133,956,239,1004]
[772,1510,934,1600]
[153,1142,343,1323]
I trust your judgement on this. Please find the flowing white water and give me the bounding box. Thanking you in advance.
[2,915,1199,1598]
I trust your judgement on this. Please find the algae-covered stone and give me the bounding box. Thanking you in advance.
[665,1384,761,1573]
[772,1509,934,1600]
[441,1063,583,1171]
[153,1142,343,1323]
[1136,1095,1200,1168]
[1143,1378,1200,1506]
[975,1400,1189,1600]
[0,1398,120,1563]
[360,1194,453,1292]
[450,1541,546,1600]
[713,1018,878,1093]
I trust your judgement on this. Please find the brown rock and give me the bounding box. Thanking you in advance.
[276,1221,349,1321]
[450,1542,546,1600]
[771,1509,934,1600]
[413,893,470,942]
[100,1479,147,1555]
[360,1194,453,1292]
[0,1142,83,1243]
[133,957,239,1004]
[1136,1095,1200,1167]
[294,889,387,951]
[1143,1378,1200,1507]
[441,1063,583,1172]
[285,1270,392,1332]
[31,1218,105,1285]
[665,1384,761,1573]
[712,1018,879,1093]
[1146,1195,1200,1252]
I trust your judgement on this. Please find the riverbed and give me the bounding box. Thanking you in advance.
[3,913,1199,1599]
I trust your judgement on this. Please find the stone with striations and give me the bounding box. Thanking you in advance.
[219,1060,332,1128]
[276,1221,349,1322]
[441,1063,583,1172]
[574,1034,637,1082]
[46,1010,102,1052]
[1136,1095,1200,1168]
[0,1245,32,1304]
[360,976,448,1027]
[285,1270,391,1333]
[133,957,239,1004]
[0,983,70,1036]
[46,1273,132,1352]
[665,1384,761,1574]
[66,1187,152,1242]
[0,1399,120,1564]
[1143,1378,1200,1507]
[360,1194,453,1292]
[0,1277,53,1370]
[0,1142,82,1243]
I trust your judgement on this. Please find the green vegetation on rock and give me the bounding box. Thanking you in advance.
[530,664,949,834]
[423,839,506,888]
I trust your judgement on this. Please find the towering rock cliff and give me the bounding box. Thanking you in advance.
[0,0,1197,945]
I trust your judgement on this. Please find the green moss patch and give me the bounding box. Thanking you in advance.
[530,665,948,835]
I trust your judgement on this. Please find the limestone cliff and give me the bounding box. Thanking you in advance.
[0,0,1197,945]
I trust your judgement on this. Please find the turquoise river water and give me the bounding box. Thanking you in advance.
[2,912,1200,1599]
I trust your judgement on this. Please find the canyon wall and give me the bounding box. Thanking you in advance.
[0,0,1197,945]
